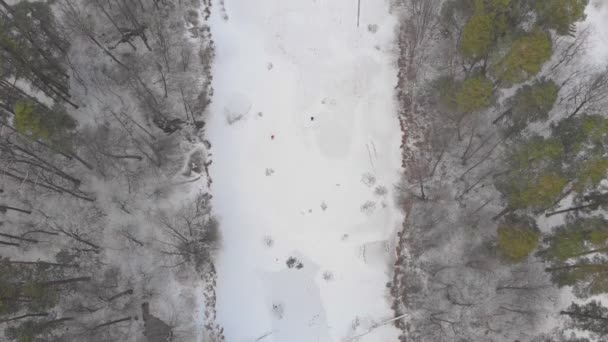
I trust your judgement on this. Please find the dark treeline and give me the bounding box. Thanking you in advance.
[0,0,222,341]
[392,0,608,341]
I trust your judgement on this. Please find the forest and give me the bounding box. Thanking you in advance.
[0,0,222,341]
[392,0,608,341]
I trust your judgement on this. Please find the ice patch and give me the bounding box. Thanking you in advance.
[261,255,331,342]
[224,92,252,124]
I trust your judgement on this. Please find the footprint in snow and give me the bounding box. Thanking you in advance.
[272,302,284,319]
[263,236,274,247]
[286,257,304,270]
[300,208,313,215]
[321,97,336,106]
[374,185,388,196]
[360,201,376,215]
[308,314,320,327]
[361,173,376,187]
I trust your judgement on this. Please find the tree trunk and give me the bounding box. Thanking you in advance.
[0,232,37,243]
[460,126,476,165]
[56,227,101,250]
[0,312,48,323]
[0,240,20,247]
[91,0,136,50]
[0,43,77,108]
[418,173,426,201]
[0,10,69,80]
[492,207,512,221]
[545,263,608,272]
[2,141,83,185]
[107,289,134,302]
[541,188,575,214]
[8,260,78,268]
[157,63,168,98]
[492,107,513,124]
[93,316,132,329]
[21,230,60,237]
[499,306,534,316]
[0,120,77,163]
[472,198,493,215]
[460,138,501,180]
[566,247,608,259]
[99,151,142,161]
[120,231,143,246]
[66,151,94,170]
[0,168,94,202]
[179,86,191,123]
[85,31,128,69]
[429,145,446,178]
[41,276,91,287]
[568,98,588,119]
[496,285,544,291]
[0,205,32,214]
[41,317,74,328]
[460,168,495,197]
[546,202,597,217]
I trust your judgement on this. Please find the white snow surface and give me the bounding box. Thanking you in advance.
[586,0,608,66]
[207,1,403,341]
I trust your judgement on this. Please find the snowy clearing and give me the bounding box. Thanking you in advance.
[207,0,403,341]
[586,0,608,66]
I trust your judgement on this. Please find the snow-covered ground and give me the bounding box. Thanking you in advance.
[206,0,402,341]
[586,0,608,66]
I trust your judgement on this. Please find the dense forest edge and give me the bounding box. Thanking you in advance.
[391,0,608,341]
[0,0,225,341]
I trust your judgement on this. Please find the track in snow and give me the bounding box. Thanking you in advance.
[207,1,402,341]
